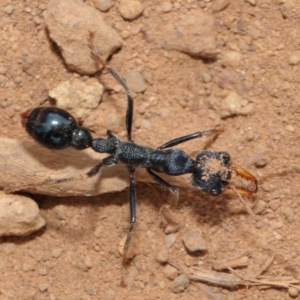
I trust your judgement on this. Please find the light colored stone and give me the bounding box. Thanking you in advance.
[92,0,112,12]
[45,0,122,74]
[288,287,299,298]
[0,191,45,237]
[152,10,217,58]
[119,0,144,20]
[285,124,295,132]
[289,53,300,65]
[222,51,242,68]
[93,225,103,238]
[212,0,229,12]
[3,5,14,15]
[156,248,169,263]
[164,233,176,249]
[163,264,178,280]
[161,2,173,13]
[39,283,48,292]
[49,78,103,119]
[245,0,256,6]
[126,70,147,93]
[182,228,207,253]
[172,274,190,293]
[52,248,63,258]
[220,91,243,118]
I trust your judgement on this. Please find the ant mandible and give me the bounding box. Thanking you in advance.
[21,67,258,261]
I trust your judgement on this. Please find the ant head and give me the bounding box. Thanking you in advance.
[191,150,231,196]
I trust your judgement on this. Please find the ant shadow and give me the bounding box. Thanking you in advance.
[2,180,235,249]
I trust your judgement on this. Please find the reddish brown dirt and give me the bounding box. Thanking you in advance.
[0,1,300,299]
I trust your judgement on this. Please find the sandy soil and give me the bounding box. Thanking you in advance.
[0,0,300,299]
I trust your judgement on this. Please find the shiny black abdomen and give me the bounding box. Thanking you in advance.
[24,107,77,149]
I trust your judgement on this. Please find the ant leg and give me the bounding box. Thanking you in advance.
[88,33,133,141]
[123,167,137,260]
[86,156,116,177]
[157,129,222,150]
[107,68,133,142]
[147,168,179,206]
[229,184,259,220]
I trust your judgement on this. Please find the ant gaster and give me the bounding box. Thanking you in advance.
[21,68,258,261]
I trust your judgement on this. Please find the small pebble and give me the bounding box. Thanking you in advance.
[288,286,299,297]
[221,51,242,68]
[38,266,48,276]
[3,5,14,15]
[158,281,166,290]
[94,0,112,12]
[141,119,151,128]
[148,96,158,106]
[220,91,243,118]
[270,220,283,229]
[53,205,67,220]
[84,255,93,269]
[254,158,267,168]
[120,29,130,39]
[156,248,169,263]
[171,274,190,293]
[164,233,176,249]
[211,0,229,12]
[255,220,264,229]
[39,283,48,292]
[22,259,37,272]
[240,103,254,115]
[288,53,300,66]
[163,264,178,280]
[182,228,207,253]
[202,72,212,83]
[161,2,173,13]
[119,0,144,20]
[52,248,63,258]
[184,255,196,267]
[245,0,256,5]
[94,225,103,238]
[126,70,147,93]
[285,124,295,132]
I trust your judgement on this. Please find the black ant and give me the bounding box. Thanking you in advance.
[21,67,258,261]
